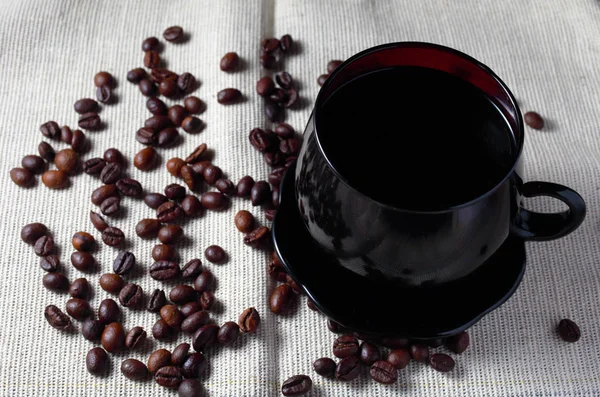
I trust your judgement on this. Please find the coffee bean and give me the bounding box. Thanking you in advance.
[146,115,173,131]
[157,201,184,223]
[250,181,271,206]
[99,273,124,294]
[100,162,121,184]
[199,291,215,310]
[163,26,183,42]
[446,331,469,353]
[96,85,112,104]
[216,321,239,345]
[94,71,113,87]
[74,98,98,114]
[236,308,259,334]
[21,155,45,175]
[268,255,287,282]
[201,191,227,210]
[280,137,300,155]
[524,111,544,129]
[66,298,91,320]
[41,169,69,189]
[147,289,166,313]
[121,358,148,381]
[78,112,101,130]
[180,303,201,319]
[82,319,105,341]
[135,218,161,239]
[98,298,120,324]
[103,148,122,164]
[313,358,336,378]
[160,305,183,329]
[38,141,55,162]
[69,278,90,299]
[181,259,203,280]
[193,270,214,293]
[181,352,206,378]
[113,251,135,275]
[116,178,143,197]
[170,285,197,305]
[181,195,202,217]
[178,72,196,93]
[136,126,157,145]
[265,99,282,122]
[270,88,288,104]
[148,348,172,373]
[86,347,109,375]
[269,284,292,314]
[275,71,293,89]
[144,196,168,212]
[124,327,146,350]
[281,374,312,396]
[127,68,146,83]
[410,344,429,363]
[119,283,143,308]
[144,99,167,118]
[279,34,293,52]
[557,319,581,342]
[369,360,397,384]
[70,129,86,153]
[249,128,277,152]
[165,183,186,200]
[152,318,176,340]
[213,178,234,195]
[267,168,286,189]
[332,335,360,358]
[256,77,275,97]
[192,323,219,352]
[150,261,181,280]
[99,198,120,217]
[203,245,225,264]
[157,224,183,244]
[45,304,71,330]
[83,158,106,175]
[144,50,160,68]
[155,365,183,389]
[387,348,410,369]
[261,37,280,53]
[34,235,54,257]
[165,158,185,178]
[71,232,94,252]
[40,254,59,272]
[59,126,72,144]
[358,341,380,365]
[234,210,255,233]
[91,184,118,205]
[40,121,60,139]
[102,227,125,247]
[181,310,210,334]
[429,353,455,372]
[152,244,176,262]
[184,96,205,114]
[134,147,157,171]
[139,78,157,96]
[202,165,222,185]
[283,89,298,108]
[21,223,48,245]
[181,116,203,133]
[217,88,242,104]
[172,343,190,366]
[181,166,196,191]
[260,52,276,69]
[335,356,360,381]
[53,149,79,176]
[142,36,159,51]
[159,78,179,97]
[190,160,211,176]
[244,226,271,248]
[165,107,187,128]
[317,74,329,86]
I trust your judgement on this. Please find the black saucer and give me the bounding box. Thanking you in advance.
[273,163,527,340]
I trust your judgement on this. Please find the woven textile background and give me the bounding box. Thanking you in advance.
[1,0,600,396]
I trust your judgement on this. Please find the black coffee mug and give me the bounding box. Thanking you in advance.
[294,42,586,286]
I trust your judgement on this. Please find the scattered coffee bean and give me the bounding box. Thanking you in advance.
[199,291,215,310]
[327,319,345,334]
[74,98,98,114]
[524,111,544,129]
[158,224,183,244]
[193,270,214,293]
[66,298,92,321]
[410,344,430,363]
[100,195,120,215]
[183,96,205,114]
[91,184,118,205]
[96,85,112,104]
[181,167,197,191]
[157,201,184,223]
[102,226,125,247]
[244,226,270,248]
[146,98,168,116]
[34,235,54,256]
[250,181,271,206]
[136,218,162,238]
[44,272,69,292]
[256,77,275,97]
[202,165,221,185]
[21,155,45,174]
[317,74,328,86]
[121,358,148,381]
[102,148,122,165]
[119,283,143,308]
[142,36,159,51]
[41,170,69,189]
[155,365,184,389]
[145,115,173,131]
[163,26,184,42]
[238,307,260,334]
[45,304,71,330]
[40,254,60,272]
[192,323,219,352]
[359,341,380,365]
[98,298,120,324]
[113,251,135,275]
[218,52,240,72]
[78,112,101,130]
[69,278,91,299]
[70,129,86,152]
[139,78,157,96]
[127,68,146,83]
[313,357,336,378]
[170,285,197,305]
[234,210,254,233]
[281,374,312,396]
[165,183,186,200]
[270,284,292,314]
[54,148,79,174]
[181,116,203,133]
[204,245,226,263]
[265,99,282,122]
[148,348,172,373]
[182,259,203,279]
[166,158,186,177]
[166,106,187,127]
[125,327,147,349]
[181,352,206,378]
[72,232,95,251]
[94,71,113,87]
[260,52,276,69]
[89,211,109,231]
[429,353,455,372]
[201,191,227,210]
[86,347,109,375]
[99,273,124,294]
[144,50,161,68]
[369,360,397,384]
[387,348,410,369]
[181,195,202,217]
[557,319,581,342]
[235,176,254,197]
[145,193,169,209]
[40,121,60,139]
[217,88,242,104]
[100,162,121,184]
[178,72,196,93]
[59,126,74,144]
[446,331,470,353]
[147,289,167,313]
[116,178,143,197]
[152,318,176,340]
[150,261,181,280]
[217,321,239,345]
[38,141,56,162]
[172,343,190,366]
[335,356,360,381]
[134,147,157,171]
[215,178,235,194]
[279,34,293,52]
[21,223,47,244]
[161,304,184,329]
[270,88,288,104]
[249,128,277,152]
[333,335,360,358]
[82,318,105,341]
[275,71,293,89]
[159,78,179,97]
[181,310,210,334]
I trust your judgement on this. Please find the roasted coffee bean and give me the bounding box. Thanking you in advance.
[181,302,202,318]
[234,210,254,233]
[139,78,157,96]
[446,331,469,353]
[201,191,227,210]
[317,74,329,86]
[279,34,293,52]
[159,78,179,97]
[116,178,143,197]
[270,88,287,104]
[134,219,160,239]
[40,121,60,139]
[193,270,214,292]
[199,291,215,310]
[41,170,69,189]
[268,167,287,188]
[238,307,260,333]
[99,273,124,294]
[249,128,276,152]
[244,226,270,248]
[82,319,105,341]
[78,112,101,130]
[429,353,455,372]
[102,149,122,165]
[163,26,183,42]
[280,137,300,155]
[327,319,345,334]
[157,201,184,223]
[181,352,206,378]
[21,223,48,244]
[333,335,360,358]
[113,251,135,275]
[135,127,157,146]
[150,261,181,280]
[250,181,271,206]
[127,68,146,83]
[59,125,72,143]
[183,144,207,165]
[281,374,312,396]
[100,196,120,216]
[275,71,293,89]
[45,304,71,330]
[66,298,92,320]
[98,298,120,324]
[217,321,239,345]
[269,284,292,314]
[166,158,186,177]
[182,259,203,279]
[144,50,160,68]
[86,347,108,375]
[38,141,55,162]
[217,88,241,104]
[69,278,90,299]
[155,365,183,389]
[147,289,166,312]
[387,348,410,369]
[40,254,60,272]
[557,319,581,342]
[336,356,361,381]
[121,358,148,381]
[181,116,203,133]
[170,285,197,305]
[142,36,159,51]
[145,193,168,209]
[70,129,86,152]
[285,275,302,294]
[192,323,219,351]
[166,106,187,127]
[72,232,95,252]
[410,344,430,363]
[256,76,275,97]
[148,349,172,373]
[369,361,397,384]
[220,52,239,72]
[268,257,287,282]
[161,305,184,329]
[313,358,336,378]
[34,236,54,256]
[263,151,284,167]
[126,327,147,349]
[134,147,157,171]
[91,184,118,205]
[158,224,183,244]
[119,283,143,308]
[181,195,202,217]
[94,71,113,87]
[359,342,380,365]
[74,98,98,114]
[152,319,176,340]
[152,244,176,262]
[215,178,235,195]
[172,343,190,366]
[96,85,112,104]
[83,158,106,175]
[145,115,173,131]
[283,89,298,108]
[264,99,282,122]
[100,162,121,184]
[183,96,205,114]
[261,37,280,53]
[152,68,179,84]
[102,227,124,247]
[165,183,186,200]
[265,209,276,221]
[181,310,210,334]
[204,245,225,263]
[21,155,45,174]
[147,97,168,116]
[524,111,544,129]
[201,165,221,185]
[273,123,294,139]
[54,148,79,174]
[178,72,196,93]
[326,60,342,74]
[260,52,276,69]
[190,160,210,176]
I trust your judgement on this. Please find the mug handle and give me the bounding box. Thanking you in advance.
[511,182,586,241]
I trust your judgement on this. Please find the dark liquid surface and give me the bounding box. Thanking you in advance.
[319,66,516,210]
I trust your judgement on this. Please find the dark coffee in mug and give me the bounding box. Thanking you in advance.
[319,66,517,210]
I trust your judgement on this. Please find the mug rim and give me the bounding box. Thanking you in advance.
[312,41,525,214]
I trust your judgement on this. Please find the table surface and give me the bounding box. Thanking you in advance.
[1,0,600,396]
